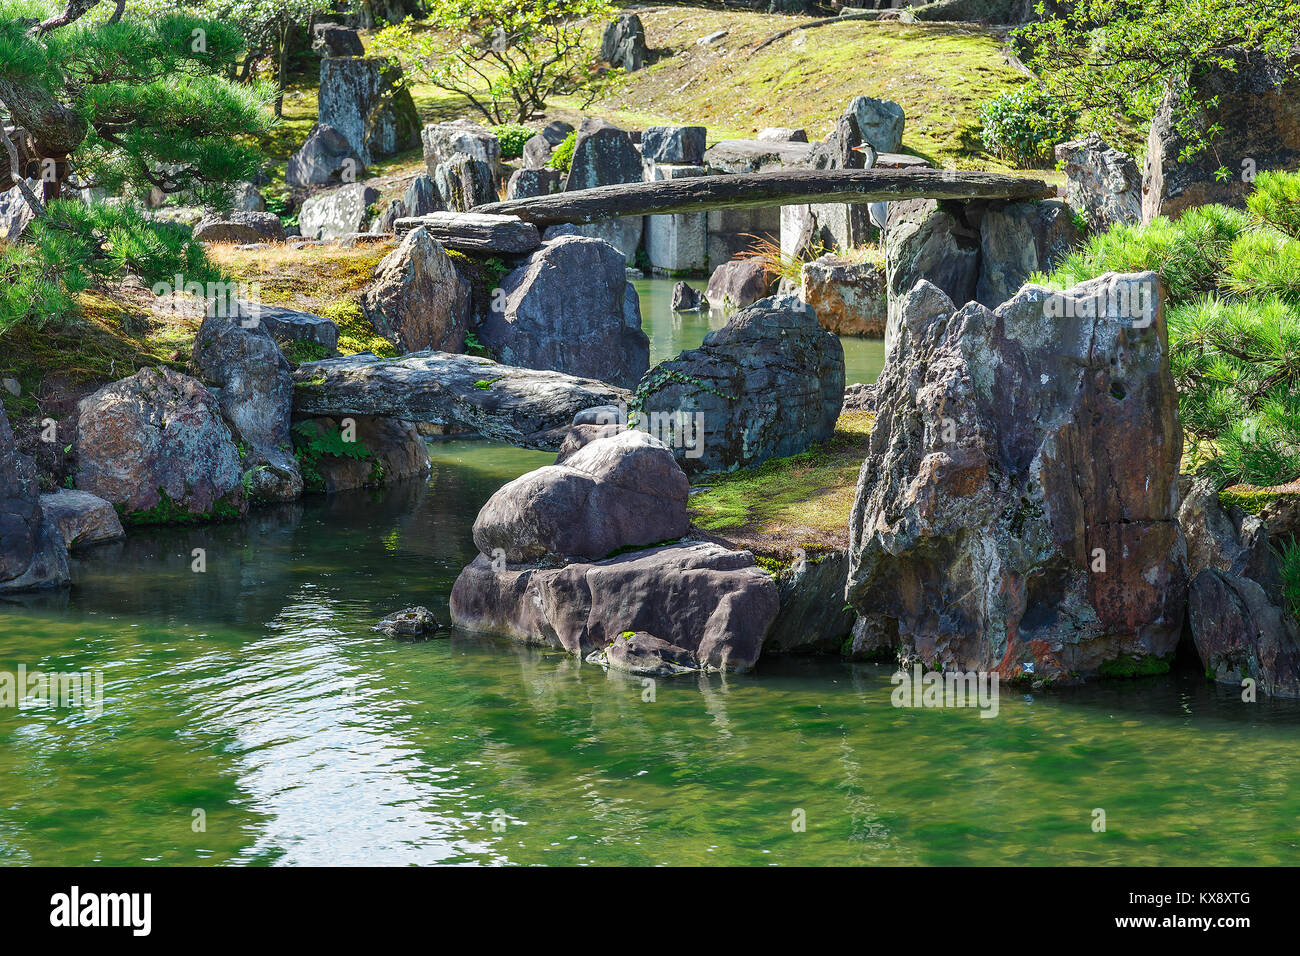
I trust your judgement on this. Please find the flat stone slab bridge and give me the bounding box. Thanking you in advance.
[472,167,1055,227]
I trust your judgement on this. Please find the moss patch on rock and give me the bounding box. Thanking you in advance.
[688,410,871,558]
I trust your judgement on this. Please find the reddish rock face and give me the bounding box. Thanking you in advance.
[75,367,246,522]
[847,272,1187,682]
[800,254,886,336]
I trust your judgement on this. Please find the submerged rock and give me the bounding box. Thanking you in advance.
[847,272,1187,681]
[450,541,778,671]
[589,631,700,676]
[38,489,124,551]
[76,367,246,522]
[670,280,707,312]
[0,405,69,592]
[373,606,442,640]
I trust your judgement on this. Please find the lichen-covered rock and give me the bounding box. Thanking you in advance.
[1055,133,1142,232]
[192,211,286,244]
[473,429,688,563]
[434,153,496,212]
[0,405,69,592]
[193,315,302,503]
[450,541,778,671]
[360,226,469,353]
[976,199,1081,308]
[706,258,770,312]
[642,125,706,165]
[600,13,648,72]
[591,632,700,676]
[565,118,643,191]
[373,606,441,639]
[847,272,1187,681]
[479,235,649,389]
[1142,52,1300,221]
[286,124,365,188]
[299,183,380,241]
[421,120,502,179]
[318,56,420,165]
[506,167,563,199]
[800,253,886,336]
[75,367,246,521]
[636,294,844,476]
[37,489,124,550]
[255,305,339,352]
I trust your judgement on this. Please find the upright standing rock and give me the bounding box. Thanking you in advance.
[1143,52,1300,221]
[601,13,648,72]
[478,235,649,389]
[403,173,442,217]
[0,405,69,592]
[360,226,470,354]
[287,124,365,188]
[1055,133,1142,232]
[192,316,303,502]
[637,294,844,476]
[421,120,502,180]
[975,199,1081,308]
[317,57,420,166]
[884,198,979,329]
[434,154,496,212]
[565,118,643,191]
[847,272,1187,681]
[298,182,380,240]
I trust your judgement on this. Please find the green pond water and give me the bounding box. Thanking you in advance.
[1,282,1298,867]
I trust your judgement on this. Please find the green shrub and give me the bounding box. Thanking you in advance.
[546,131,577,172]
[1222,229,1300,304]
[1277,537,1300,621]
[1246,170,1300,238]
[978,84,1075,168]
[491,123,535,159]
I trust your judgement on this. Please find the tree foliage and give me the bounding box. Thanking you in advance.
[1018,0,1300,166]
[372,0,619,124]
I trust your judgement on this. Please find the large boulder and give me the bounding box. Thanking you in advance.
[1178,476,1300,697]
[543,218,643,264]
[433,153,496,212]
[706,258,770,312]
[847,273,1187,681]
[763,551,858,655]
[421,120,501,179]
[192,211,286,244]
[844,96,905,153]
[38,489,124,551]
[478,235,650,389]
[75,368,246,521]
[450,541,779,671]
[636,294,844,475]
[299,182,380,241]
[601,13,648,72]
[0,405,69,592]
[192,315,302,503]
[800,253,886,336]
[565,118,643,191]
[507,167,563,200]
[318,56,420,165]
[1055,133,1142,232]
[403,173,443,217]
[286,124,365,188]
[884,198,979,330]
[473,429,689,563]
[642,125,707,166]
[1143,52,1300,221]
[976,199,1081,308]
[360,226,470,353]
[255,305,339,352]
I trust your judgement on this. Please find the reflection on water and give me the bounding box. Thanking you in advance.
[3,466,1300,866]
[634,278,886,385]
[0,282,1297,866]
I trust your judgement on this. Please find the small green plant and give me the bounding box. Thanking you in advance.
[283,340,332,365]
[979,83,1076,169]
[291,420,375,493]
[546,131,577,172]
[491,123,535,158]
[1276,537,1300,622]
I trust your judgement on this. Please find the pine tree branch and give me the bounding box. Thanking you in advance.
[32,0,105,35]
